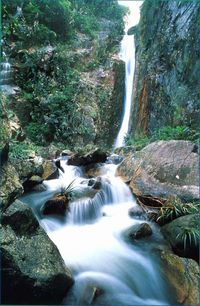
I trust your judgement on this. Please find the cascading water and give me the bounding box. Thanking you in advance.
[115,33,135,148]
[0,55,12,91]
[115,1,143,148]
[20,157,174,305]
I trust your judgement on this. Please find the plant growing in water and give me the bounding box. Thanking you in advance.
[60,179,77,201]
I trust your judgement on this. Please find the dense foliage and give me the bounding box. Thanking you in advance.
[2,0,126,149]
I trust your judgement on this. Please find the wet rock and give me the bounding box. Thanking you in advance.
[1,199,39,235]
[0,164,23,213]
[128,205,144,218]
[79,285,104,304]
[55,159,64,173]
[68,148,108,166]
[88,177,102,190]
[117,141,199,201]
[124,222,152,241]
[42,194,69,216]
[161,214,199,261]
[61,149,73,157]
[42,160,59,180]
[85,163,104,178]
[1,222,73,305]
[32,183,47,192]
[106,154,123,165]
[23,175,44,192]
[158,250,199,305]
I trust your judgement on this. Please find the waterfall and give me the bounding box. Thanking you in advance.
[115,1,143,148]
[115,34,135,147]
[0,60,12,86]
[20,156,173,305]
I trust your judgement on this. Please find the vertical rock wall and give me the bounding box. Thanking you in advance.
[131,0,200,137]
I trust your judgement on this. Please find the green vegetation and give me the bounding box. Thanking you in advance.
[176,227,199,251]
[9,141,44,159]
[2,0,126,151]
[126,125,199,150]
[156,196,199,224]
[60,179,77,201]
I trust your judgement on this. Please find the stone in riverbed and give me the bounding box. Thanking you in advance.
[1,203,74,305]
[42,194,69,216]
[68,148,108,166]
[124,222,152,241]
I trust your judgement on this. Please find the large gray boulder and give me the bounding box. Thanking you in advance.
[1,200,74,304]
[161,214,199,261]
[116,141,199,201]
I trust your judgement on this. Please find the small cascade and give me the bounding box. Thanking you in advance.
[0,52,19,95]
[0,60,12,87]
[20,154,173,305]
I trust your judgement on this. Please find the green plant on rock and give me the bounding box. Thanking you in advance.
[176,227,200,250]
[60,179,77,201]
[157,196,199,223]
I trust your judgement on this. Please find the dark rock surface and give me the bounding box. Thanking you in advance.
[117,141,199,201]
[42,194,69,216]
[124,222,152,241]
[1,202,74,304]
[2,199,39,235]
[68,149,108,166]
[161,214,199,261]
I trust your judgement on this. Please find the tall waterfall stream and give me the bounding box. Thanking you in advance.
[21,157,173,305]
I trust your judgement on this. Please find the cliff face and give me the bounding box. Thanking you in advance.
[131,0,200,137]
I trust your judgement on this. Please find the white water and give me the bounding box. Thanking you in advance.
[20,158,173,305]
[115,1,143,147]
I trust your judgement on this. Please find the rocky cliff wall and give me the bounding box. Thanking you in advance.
[131,0,200,137]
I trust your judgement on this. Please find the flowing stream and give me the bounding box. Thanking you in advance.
[21,157,173,305]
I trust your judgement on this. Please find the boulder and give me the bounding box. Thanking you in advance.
[32,183,47,192]
[1,203,73,305]
[23,175,44,192]
[106,154,123,165]
[12,157,43,183]
[0,164,23,213]
[2,200,39,235]
[128,205,144,218]
[161,214,199,261]
[61,149,73,157]
[68,148,108,166]
[85,163,104,178]
[124,222,152,241]
[116,141,199,201]
[42,160,59,180]
[158,250,199,305]
[42,194,69,216]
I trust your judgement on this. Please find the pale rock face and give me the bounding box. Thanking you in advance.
[116,140,199,201]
